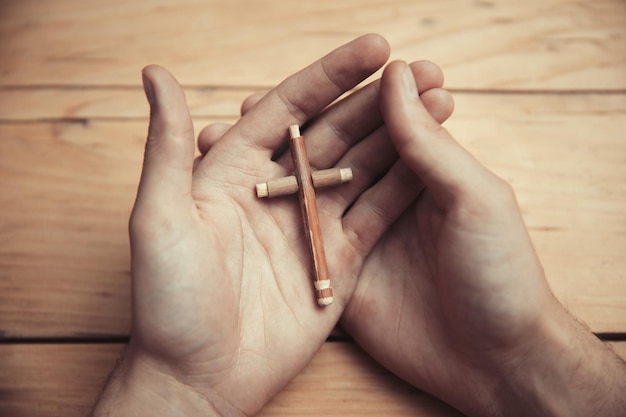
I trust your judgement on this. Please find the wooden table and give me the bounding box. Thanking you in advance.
[1,0,625,415]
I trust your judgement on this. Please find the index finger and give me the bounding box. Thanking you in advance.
[228,34,390,154]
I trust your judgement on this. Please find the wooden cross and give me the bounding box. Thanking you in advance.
[255,125,353,306]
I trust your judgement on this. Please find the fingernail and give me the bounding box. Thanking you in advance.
[402,64,419,99]
[142,72,156,106]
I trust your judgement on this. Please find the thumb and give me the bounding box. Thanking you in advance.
[380,61,486,208]
[136,65,195,209]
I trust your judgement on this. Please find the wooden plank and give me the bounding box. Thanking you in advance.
[0,343,125,416]
[0,342,465,417]
[0,0,624,90]
[0,341,623,416]
[0,87,259,121]
[0,122,139,338]
[0,120,212,338]
[1,93,625,337]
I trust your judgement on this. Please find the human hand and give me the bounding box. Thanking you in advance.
[91,35,455,416]
[341,61,626,417]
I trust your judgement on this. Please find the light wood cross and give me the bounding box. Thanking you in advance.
[255,125,353,306]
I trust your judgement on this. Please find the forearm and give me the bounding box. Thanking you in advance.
[90,345,244,417]
[492,301,626,417]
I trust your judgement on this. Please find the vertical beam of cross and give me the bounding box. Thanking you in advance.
[256,125,353,306]
[288,125,334,306]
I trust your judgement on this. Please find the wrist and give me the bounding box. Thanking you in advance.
[91,343,245,417]
[488,299,626,417]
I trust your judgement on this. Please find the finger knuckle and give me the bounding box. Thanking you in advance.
[453,174,519,222]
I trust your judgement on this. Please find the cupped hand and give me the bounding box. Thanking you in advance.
[125,36,454,416]
[340,61,559,416]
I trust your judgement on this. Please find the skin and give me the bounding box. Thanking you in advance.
[342,60,626,416]
[91,34,455,416]
[91,35,626,417]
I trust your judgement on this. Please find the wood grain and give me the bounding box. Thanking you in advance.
[1,92,625,337]
[0,87,255,121]
[0,122,139,337]
[256,168,353,198]
[1,0,624,414]
[289,127,333,306]
[0,342,467,417]
[1,0,624,90]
